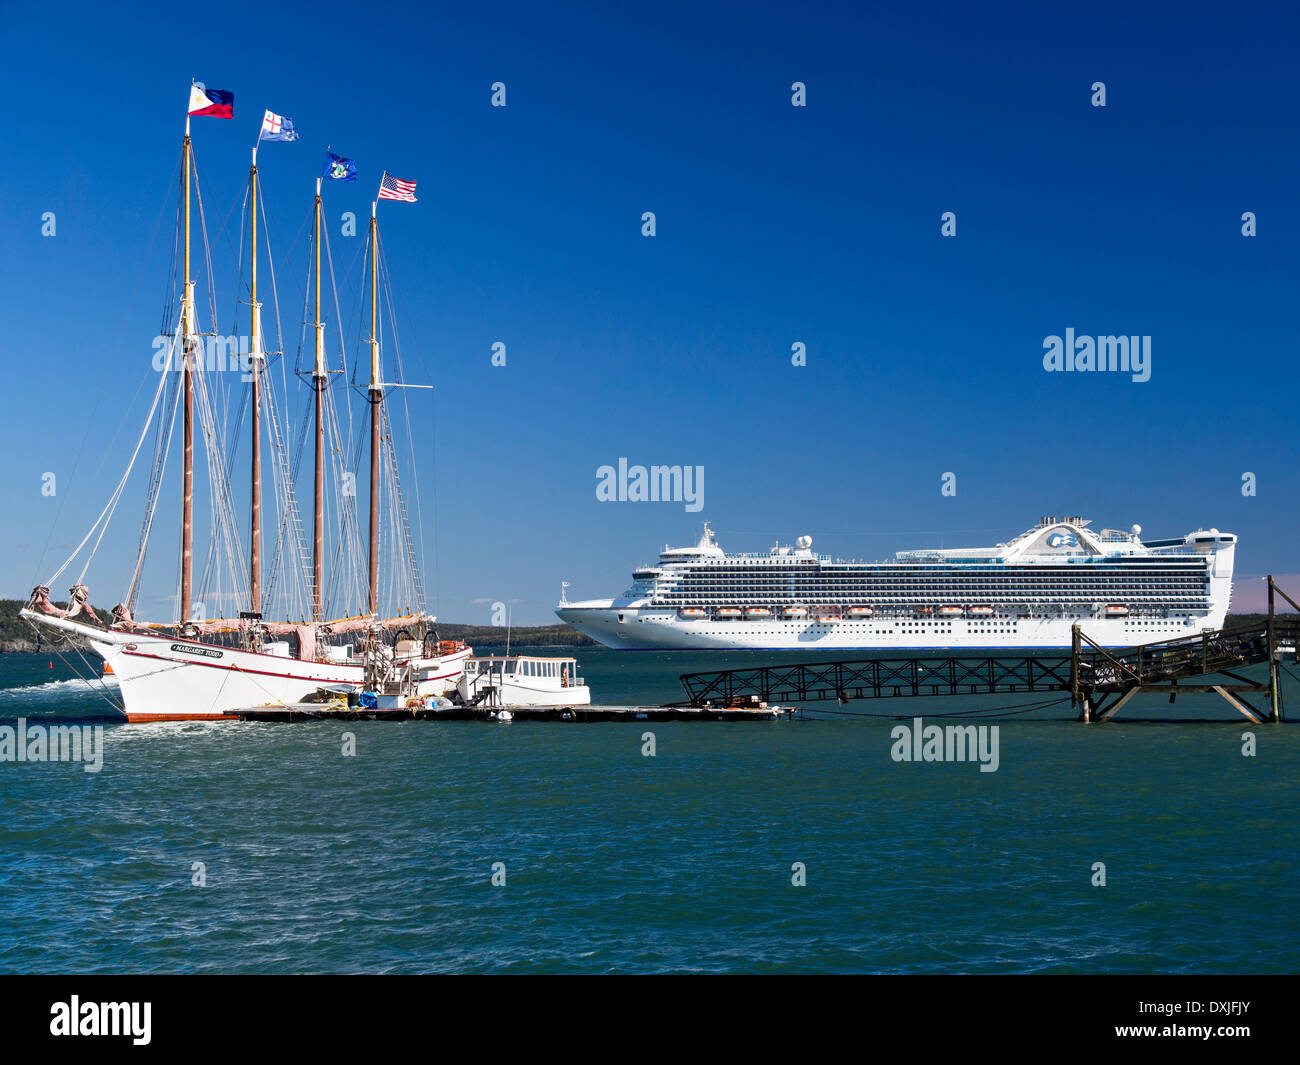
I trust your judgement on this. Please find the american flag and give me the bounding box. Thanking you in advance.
[378,172,417,203]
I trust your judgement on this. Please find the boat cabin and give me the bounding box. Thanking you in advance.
[456,655,592,708]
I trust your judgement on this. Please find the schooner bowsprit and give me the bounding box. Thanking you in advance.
[21,83,469,720]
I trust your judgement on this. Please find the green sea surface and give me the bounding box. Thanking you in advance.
[1,649,1296,973]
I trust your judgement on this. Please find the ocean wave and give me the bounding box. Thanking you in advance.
[0,676,119,698]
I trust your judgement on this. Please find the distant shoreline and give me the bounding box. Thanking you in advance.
[0,599,597,653]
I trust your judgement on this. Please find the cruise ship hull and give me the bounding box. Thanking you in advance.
[556,605,1219,651]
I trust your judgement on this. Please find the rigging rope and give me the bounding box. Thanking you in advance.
[44,355,172,590]
[126,348,182,611]
[34,156,181,588]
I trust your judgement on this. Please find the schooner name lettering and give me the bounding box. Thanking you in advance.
[169,644,223,659]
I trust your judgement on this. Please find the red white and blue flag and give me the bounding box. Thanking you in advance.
[378,172,417,203]
[259,109,298,142]
[188,83,234,119]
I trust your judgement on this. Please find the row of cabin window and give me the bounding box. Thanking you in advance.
[482,659,567,677]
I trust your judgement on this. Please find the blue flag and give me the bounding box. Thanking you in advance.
[323,151,357,183]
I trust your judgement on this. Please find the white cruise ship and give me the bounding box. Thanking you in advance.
[556,518,1236,650]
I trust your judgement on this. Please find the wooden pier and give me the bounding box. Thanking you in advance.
[1070,578,1299,723]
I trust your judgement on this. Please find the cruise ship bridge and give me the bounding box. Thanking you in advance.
[678,579,1299,722]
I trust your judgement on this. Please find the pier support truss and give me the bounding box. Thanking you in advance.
[1071,576,1298,723]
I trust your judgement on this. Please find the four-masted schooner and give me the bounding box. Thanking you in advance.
[21,83,469,721]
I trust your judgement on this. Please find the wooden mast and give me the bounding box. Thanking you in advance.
[312,178,326,622]
[248,146,263,615]
[367,202,381,615]
[180,118,195,624]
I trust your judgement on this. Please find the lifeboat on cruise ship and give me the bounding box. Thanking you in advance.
[967,605,994,617]
[847,606,874,617]
[782,605,809,618]
[715,607,743,618]
[678,607,707,619]
[814,612,841,623]
[745,607,773,618]
[937,605,964,617]
[1104,604,1130,617]
[914,606,934,616]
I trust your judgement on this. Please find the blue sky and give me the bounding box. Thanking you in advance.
[2,0,1297,623]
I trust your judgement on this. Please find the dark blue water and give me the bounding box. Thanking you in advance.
[1,650,1297,973]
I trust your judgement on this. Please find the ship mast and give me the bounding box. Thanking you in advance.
[312,178,326,622]
[367,202,381,615]
[180,118,195,624]
[248,146,263,615]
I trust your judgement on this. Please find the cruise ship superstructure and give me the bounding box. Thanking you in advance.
[556,518,1236,650]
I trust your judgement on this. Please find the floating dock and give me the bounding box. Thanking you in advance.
[223,703,797,723]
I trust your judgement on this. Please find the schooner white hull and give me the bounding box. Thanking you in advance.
[21,611,469,722]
